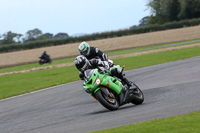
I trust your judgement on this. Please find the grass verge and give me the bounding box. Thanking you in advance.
[0,46,200,100]
[0,57,74,74]
[1,38,200,74]
[91,110,200,133]
[108,38,200,56]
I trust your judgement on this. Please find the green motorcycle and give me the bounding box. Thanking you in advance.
[83,65,144,111]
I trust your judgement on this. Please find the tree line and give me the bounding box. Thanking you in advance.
[147,0,200,24]
[1,0,200,51]
[1,17,200,53]
[0,28,69,45]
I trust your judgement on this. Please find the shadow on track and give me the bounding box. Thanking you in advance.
[87,103,146,115]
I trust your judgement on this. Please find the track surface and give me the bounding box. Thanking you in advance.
[0,56,200,133]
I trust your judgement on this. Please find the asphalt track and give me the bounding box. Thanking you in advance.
[0,56,200,133]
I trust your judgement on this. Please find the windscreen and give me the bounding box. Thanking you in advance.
[84,69,95,82]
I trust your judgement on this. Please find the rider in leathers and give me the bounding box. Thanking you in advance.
[74,55,132,89]
[78,41,114,67]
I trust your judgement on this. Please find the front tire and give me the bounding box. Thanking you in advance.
[39,60,43,65]
[95,88,119,111]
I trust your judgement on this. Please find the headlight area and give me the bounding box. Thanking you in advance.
[85,88,92,93]
[93,76,101,86]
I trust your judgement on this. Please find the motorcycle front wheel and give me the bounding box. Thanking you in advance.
[39,60,44,65]
[95,87,119,111]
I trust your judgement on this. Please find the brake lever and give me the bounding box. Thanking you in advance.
[122,65,125,72]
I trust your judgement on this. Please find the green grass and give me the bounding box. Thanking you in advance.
[91,111,200,133]
[0,66,79,99]
[1,38,200,74]
[114,46,200,70]
[0,57,74,74]
[0,46,200,100]
[107,38,200,56]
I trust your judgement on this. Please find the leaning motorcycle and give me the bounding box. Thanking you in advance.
[39,56,52,65]
[83,65,144,111]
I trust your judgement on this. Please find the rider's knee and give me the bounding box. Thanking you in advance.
[110,68,122,78]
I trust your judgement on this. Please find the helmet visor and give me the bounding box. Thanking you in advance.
[81,50,87,55]
[79,61,88,71]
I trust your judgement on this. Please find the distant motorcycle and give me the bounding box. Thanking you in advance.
[39,51,52,65]
[83,65,144,111]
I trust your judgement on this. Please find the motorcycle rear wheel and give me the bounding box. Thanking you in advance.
[95,87,119,111]
[130,83,144,105]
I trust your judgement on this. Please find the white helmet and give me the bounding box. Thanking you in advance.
[78,41,90,56]
[74,55,90,71]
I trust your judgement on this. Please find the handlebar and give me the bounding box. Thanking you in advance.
[122,65,125,72]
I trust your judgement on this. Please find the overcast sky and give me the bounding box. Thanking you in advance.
[0,0,150,36]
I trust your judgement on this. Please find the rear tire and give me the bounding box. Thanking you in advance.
[130,83,144,105]
[95,88,119,111]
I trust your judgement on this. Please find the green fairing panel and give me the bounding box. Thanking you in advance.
[99,75,122,95]
[83,67,123,96]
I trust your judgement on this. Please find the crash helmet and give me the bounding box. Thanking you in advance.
[78,41,90,56]
[74,55,90,71]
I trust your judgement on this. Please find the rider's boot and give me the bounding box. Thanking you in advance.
[119,85,127,105]
[110,67,132,88]
[122,76,132,88]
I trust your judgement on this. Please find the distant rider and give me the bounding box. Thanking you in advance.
[74,55,132,88]
[39,51,51,64]
[40,51,50,60]
[78,41,114,67]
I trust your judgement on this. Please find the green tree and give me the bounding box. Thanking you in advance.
[0,34,3,45]
[147,0,180,24]
[1,31,18,44]
[138,16,149,26]
[168,0,180,21]
[178,0,200,19]
[15,34,23,43]
[54,33,69,38]
[37,33,53,40]
[147,0,200,24]
[25,28,42,41]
